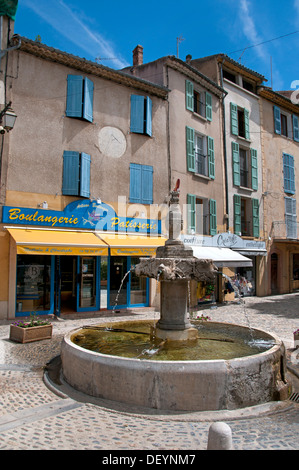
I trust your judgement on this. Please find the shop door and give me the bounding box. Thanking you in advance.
[77,256,100,311]
[271,253,279,294]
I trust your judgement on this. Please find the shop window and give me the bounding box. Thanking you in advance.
[129,163,153,204]
[62,151,90,197]
[130,95,152,136]
[185,80,212,121]
[66,75,94,122]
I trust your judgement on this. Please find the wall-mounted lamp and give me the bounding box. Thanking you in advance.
[0,101,17,133]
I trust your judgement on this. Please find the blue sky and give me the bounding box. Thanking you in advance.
[14,0,299,91]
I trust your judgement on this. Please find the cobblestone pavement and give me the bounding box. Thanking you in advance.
[0,293,298,451]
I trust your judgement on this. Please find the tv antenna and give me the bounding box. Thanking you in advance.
[95,57,117,64]
[176,35,185,58]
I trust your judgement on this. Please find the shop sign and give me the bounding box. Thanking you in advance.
[181,233,266,250]
[2,200,161,234]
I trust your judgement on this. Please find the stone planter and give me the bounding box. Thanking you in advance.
[9,324,52,343]
[294,332,299,349]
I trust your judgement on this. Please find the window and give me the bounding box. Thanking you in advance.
[234,195,259,237]
[222,69,236,83]
[130,95,152,136]
[293,254,299,280]
[66,75,94,122]
[232,142,258,190]
[285,197,297,239]
[186,126,215,178]
[187,194,216,235]
[185,80,212,121]
[230,102,250,139]
[274,106,299,142]
[281,113,288,137]
[62,151,90,197]
[242,79,255,93]
[129,163,153,204]
[283,153,295,194]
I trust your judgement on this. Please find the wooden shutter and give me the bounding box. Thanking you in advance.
[234,194,241,234]
[244,108,250,139]
[205,92,212,121]
[285,197,297,239]
[230,102,238,135]
[209,199,217,235]
[187,194,196,233]
[208,136,215,179]
[130,95,145,134]
[145,97,152,137]
[141,165,153,203]
[129,163,142,203]
[252,198,260,238]
[80,152,91,197]
[66,75,83,118]
[251,148,258,190]
[62,151,80,195]
[232,142,240,186]
[186,126,195,172]
[283,153,295,194]
[185,80,194,111]
[293,115,299,142]
[273,106,281,134]
[83,78,94,123]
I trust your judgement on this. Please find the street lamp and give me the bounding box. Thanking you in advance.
[0,101,17,133]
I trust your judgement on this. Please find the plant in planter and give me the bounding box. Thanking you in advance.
[9,313,52,343]
[294,328,299,349]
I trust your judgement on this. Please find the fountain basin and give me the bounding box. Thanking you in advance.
[61,320,288,412]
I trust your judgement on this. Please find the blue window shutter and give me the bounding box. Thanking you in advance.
[206,92,212,121]
[186,126,195,172]
[234,194,241,235]
[209,199,217,235]
[66,75,83,118]
[251,148,258,190]
[187,194,196,233]
[252,198,260,238]
[130,95,145,134]
[244,108,250,139]
[232,142,240,186]
[62,151,80,195]
[230,102,238,136]
[130,163,142,202]
[145,97,152,137]
[208,136,215,179]
[80,152,91,197]
[185,80,194,111]
[293,115,299,142]
[141,165,153,203]
[83,78,94,123]
[274,106,281,134]
[283,153,295,194]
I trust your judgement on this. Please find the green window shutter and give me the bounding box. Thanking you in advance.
[187,194,196,233]
[207,136,215,179]
[234,194,241,235]
[209,199,217,235]
[80,152,91,198]
[186,80,194,111]
[293,115,299,142]
[62,151,80,195]
[232,142,240,186]
[273,106,281,134]
[230,102,238,136]
[251,148,258,190]
[252,198,260,238]
[244,108,250,140]
[205,92,212,121]
[186,126,195,172]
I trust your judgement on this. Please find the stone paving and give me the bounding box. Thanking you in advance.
[0,293,298,451]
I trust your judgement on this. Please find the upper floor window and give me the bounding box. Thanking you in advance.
[187,194,217,235]
[283,153,295,194]
[66,75,94,123]
[186,126,215,179]
[274,105,299,142]
[232,142,258,190]
[62,151,91,198]
[230,102,250,139]
[129,163,153,204]
[185,80,212,121]
[234,195,259,238]
[130,95,152,137]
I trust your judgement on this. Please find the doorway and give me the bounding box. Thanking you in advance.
[271,253,279,294]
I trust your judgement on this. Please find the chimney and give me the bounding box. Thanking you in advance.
[185,54,192,65]
[133,45,143,66]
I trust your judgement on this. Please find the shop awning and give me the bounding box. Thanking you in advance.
[191,246,253,268]
[96,233,166,256]
[6,228,109,256]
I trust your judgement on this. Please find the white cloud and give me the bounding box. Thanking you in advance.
[238,0,268,62]
[22,0,129,69]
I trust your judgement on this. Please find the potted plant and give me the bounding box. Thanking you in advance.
[294,328,299,349]
[9,313,52,343]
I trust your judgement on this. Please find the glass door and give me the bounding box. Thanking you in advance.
[130,257,148,306]
[109,256,129,308]
[77,256,100,311]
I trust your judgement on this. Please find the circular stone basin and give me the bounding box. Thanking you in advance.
[61,320,287,412]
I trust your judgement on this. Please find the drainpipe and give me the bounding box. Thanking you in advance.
[219,59,229,231]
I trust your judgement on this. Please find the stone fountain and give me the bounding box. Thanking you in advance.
[60,181,289,412]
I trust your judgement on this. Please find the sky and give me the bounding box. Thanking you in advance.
[13,0,299,92]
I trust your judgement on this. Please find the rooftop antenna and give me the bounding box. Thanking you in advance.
[176,35,185,58]
[95,57,117,64]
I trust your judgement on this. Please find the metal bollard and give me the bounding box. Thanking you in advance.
[207,422,233,450]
